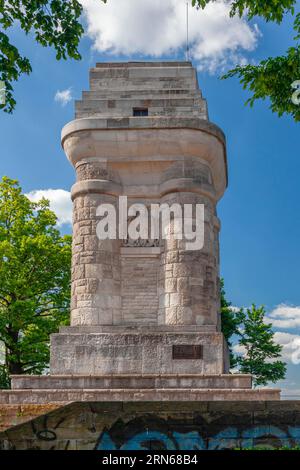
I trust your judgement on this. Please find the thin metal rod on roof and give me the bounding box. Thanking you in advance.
[186,2,190,62]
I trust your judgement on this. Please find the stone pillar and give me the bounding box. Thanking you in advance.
[70,161,122,326]
[158,160,221,328]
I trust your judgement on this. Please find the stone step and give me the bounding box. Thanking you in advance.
[76,109,207,119]
[90,78,197,92]
[58,325,218,334]
[82,90,201,100]
[0,388,281,404]
[95,61,192,68]
[90,67,196,80]
[10,374,252,391]
[76,97,201,110]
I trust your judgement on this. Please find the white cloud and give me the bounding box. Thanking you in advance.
[54,88,73,106]
[233,331,300,364]
[233,343,246,356]
[274,332,300,365]
[81,0,260,73]
[230,306,242,313]
[26,189,72,227]
[267,304,300,329]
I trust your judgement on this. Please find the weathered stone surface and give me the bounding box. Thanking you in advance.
[0,404,62,433]
[50,61,231,379]
[10,374,253,390]
[0,62,280,408]
[50,331,227,375]
[2,400,298,450]
[0,389,280,406]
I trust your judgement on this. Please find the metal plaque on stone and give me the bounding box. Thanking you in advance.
[172,345,203,360]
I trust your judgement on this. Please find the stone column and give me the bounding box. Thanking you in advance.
[158,159,221,328]
[70,160,122,326]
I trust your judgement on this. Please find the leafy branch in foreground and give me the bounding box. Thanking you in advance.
[222,44,300,121]
[193,1,300,121]
[193,0,297,23]
[0,0,107,113]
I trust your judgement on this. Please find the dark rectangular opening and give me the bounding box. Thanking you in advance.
[172,345,203,360]
[133,108,148,117]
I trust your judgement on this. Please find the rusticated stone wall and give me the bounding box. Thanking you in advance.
[71,193,121,327]
[1,401,300,450]
[49,62,231,377]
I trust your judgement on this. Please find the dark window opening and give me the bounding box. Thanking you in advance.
[133,108,148,117]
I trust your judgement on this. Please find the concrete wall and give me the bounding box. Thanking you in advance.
[0,405,61,433]
[1,401,300,450]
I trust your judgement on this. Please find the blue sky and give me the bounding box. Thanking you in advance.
[0,0,299,394]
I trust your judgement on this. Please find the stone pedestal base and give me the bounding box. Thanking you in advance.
[0,373,280,404]
[49,327,229,375]
[10,374,252,390]
[0,384,280,404]
[0,327,281,405]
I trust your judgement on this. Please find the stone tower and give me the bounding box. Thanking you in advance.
[51,61,229,376]
[5,62,280,402]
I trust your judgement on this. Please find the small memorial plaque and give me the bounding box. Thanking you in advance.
[172,345,203,360]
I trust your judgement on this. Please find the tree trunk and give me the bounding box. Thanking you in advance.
[6,328,24,375]
[8,361,24,375]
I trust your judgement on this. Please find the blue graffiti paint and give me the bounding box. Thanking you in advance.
[208,427,239,450]
[241,426,289,449]
[120,431,176,450]
[95,420,299,450]
[173,432,205,450]
[96,432,116,450]
[288,426,300,438]
[288,426,300,447]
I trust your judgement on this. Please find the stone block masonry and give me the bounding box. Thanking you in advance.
[121,255,159,324]
[45,61,270,398]
[1,401,300,450]
[0,404,61,433]
[48,60,233,380]
[0,61,281,405]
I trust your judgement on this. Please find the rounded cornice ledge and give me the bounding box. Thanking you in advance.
[61,116,226,148]
[61,117,228,195]
[71,180,123,200]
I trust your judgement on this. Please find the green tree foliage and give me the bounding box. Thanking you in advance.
[193,0,297,23]
[193,0,300,121]
[0,177,71,388]
[220,279,243,368]
[0,364,10,388]
[236,305,287,387]
[0,0,107,112]
[220,283,286,386]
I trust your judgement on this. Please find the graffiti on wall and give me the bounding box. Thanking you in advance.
[95,416,300,450]
[28,415,70,451]
[1,405,300,451]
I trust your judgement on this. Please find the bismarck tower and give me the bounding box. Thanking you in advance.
[6,62,279,402]
[53,60,228,377]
